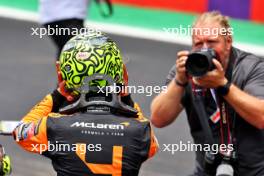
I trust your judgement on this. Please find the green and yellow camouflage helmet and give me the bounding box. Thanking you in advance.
[1,155,11,175]
[59,31,124,93]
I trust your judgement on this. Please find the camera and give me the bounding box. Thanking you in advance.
[186,48,217,77]
[204,151,235,176]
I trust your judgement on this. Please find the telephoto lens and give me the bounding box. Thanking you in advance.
[186,48,217,77]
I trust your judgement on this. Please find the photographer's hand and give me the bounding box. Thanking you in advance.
[175,51,189,84]
[193,59,228,88]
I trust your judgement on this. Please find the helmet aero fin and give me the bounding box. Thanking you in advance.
[59,74,138,116]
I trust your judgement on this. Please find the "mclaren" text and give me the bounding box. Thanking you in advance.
[71,122,125,130]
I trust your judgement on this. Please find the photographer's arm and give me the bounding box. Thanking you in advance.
[151,51,189,128]
[151,80,185,128]
[223,84,264,129]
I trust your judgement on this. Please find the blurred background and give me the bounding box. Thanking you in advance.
[0,0,263,175]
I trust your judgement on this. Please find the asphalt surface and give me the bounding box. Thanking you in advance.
[0,17,195,176]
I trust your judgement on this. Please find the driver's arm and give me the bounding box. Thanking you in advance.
[13,90,66,154]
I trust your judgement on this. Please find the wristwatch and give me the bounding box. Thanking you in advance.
[217,81,232,96]
[174,78,188,88]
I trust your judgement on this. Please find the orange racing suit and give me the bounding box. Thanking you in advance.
[13,91,158,176]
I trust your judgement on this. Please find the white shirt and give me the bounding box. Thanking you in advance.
[39,0,90,24]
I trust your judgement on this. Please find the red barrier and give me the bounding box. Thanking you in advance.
[112,0,264,23]
[250,0,264,23]
[112,0,207,13]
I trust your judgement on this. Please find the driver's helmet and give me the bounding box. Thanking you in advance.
[0,145,11,176]
[59,31,124,94]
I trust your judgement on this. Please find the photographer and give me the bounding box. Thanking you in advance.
[151,11,264,176]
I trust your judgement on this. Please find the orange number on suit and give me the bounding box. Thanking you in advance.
[76,143,123,176]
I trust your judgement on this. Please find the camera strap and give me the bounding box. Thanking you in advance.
[215,56,236,157]
[218,97,232,152]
